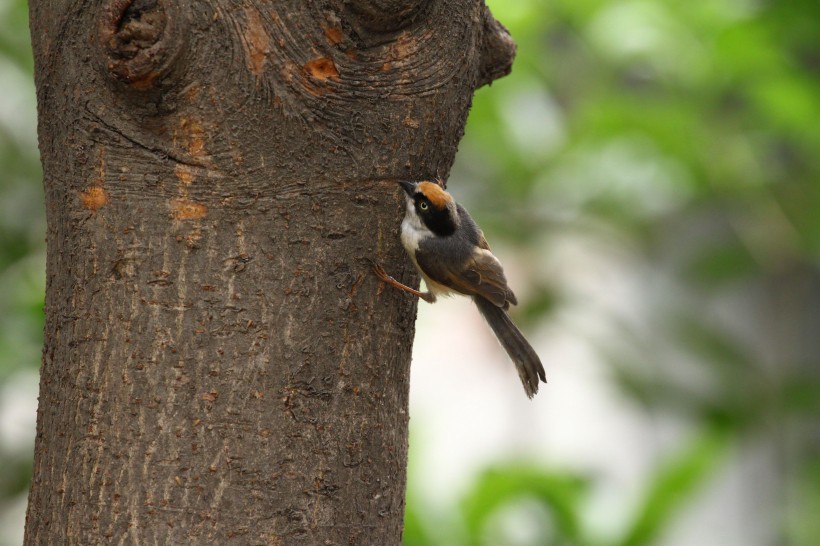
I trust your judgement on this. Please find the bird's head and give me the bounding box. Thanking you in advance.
[398,180,458,237]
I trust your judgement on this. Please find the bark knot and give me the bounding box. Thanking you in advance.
[476,6,517,88]
[100,0,184,90]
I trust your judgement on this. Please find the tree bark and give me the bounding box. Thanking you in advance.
[24,0,514,544]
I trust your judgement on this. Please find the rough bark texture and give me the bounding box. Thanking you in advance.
[24,0,514,544]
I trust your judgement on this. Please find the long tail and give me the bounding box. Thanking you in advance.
[474,296,546,398]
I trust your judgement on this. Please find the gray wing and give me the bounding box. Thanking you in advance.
[415,243,517,309]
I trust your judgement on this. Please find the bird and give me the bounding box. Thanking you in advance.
[373,179,546,398]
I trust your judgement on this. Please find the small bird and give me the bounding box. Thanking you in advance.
[374,179,546,397]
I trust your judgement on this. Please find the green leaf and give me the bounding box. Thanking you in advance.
[616,427,731,546]
[461,466,589,546]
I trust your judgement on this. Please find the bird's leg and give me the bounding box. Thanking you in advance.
[372,264,436,303]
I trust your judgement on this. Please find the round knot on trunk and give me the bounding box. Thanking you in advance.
[476,6,516,88]
[100,0,185,90]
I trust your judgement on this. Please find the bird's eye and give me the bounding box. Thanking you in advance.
[419,202,428,211]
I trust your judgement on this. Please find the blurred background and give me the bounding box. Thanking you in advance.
[1,0,818,544]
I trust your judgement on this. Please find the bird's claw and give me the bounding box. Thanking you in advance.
[371,263,390,281]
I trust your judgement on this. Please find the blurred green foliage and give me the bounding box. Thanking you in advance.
[0,0,44,543]
[0,0,817,544]
[0,0,42,382]
[406,0,819,544]
[405,426,731,546]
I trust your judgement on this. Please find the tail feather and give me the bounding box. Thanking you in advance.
[474,296,546,398]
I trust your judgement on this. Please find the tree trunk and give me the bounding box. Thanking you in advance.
[24,1,514,544]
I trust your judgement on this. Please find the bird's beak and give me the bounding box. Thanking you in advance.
[397,180,417,196]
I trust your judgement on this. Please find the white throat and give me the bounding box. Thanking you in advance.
[400,198,433,253]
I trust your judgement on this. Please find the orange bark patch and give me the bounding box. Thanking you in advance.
[174,164,195,185]
[80,186,108,211]
[389,31,417,61]
[177,117,207,158]
[171,199,207,220]
[82,148,108,210]
[304,57,339,81]
[183,83,200,101]
[130,71,161,90]
[324,25,343,45]
[242,6,270,76]
[418,181,453,210]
